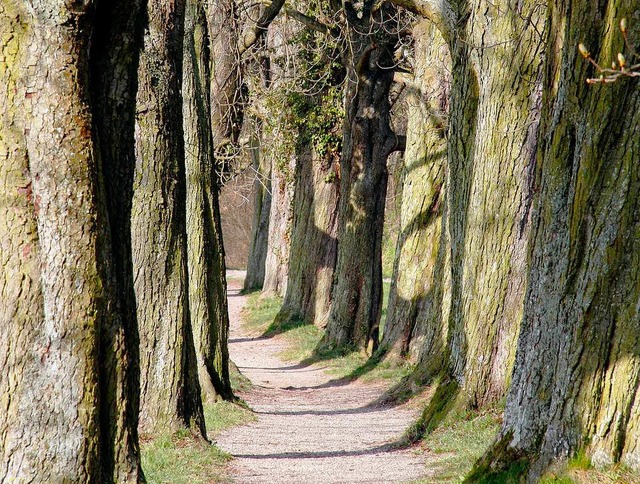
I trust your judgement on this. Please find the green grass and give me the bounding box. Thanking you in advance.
[540,455,640,484]
[242,282,413,385]
[141,430,230,484]
[409,411,501,483]
[141,399,255,483]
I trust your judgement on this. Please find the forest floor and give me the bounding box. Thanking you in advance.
[217,273,431,483]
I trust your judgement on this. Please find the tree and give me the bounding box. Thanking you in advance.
[243,116,272,291]
[205,0,284,294]
[1,0,142,480]
[475,3,640,480]
[262,151,295,297]
[377,0,545,431]
[321,1,405,351]
[275,27,344,328]
[183,0,234,401]
[132,0,205,436]
[248,16,300,298]
[380,20,450,362]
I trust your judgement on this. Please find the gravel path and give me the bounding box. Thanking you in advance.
[216,276,429,483]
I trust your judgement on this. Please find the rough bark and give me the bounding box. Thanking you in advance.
[440,0,545,410]
[0,1,141,480]
[183,0,233,402]
[133,0,205,436]
[276,145,340,327]
[322,4,400,351]
[90,0,146,478]
[243,117,272,291]
[262,154,295,296]
[479,1,640,480]
[380,20,450,362]
[393,0,545,422]
[206,0,243,180]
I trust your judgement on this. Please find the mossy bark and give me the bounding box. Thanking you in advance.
[393,0,544,418]
[381,20,450,362]
[442,0,545,409]
[484,1,640,480]
[183,0,233,402]
[133,0,205,436]
[0,2,141,480]
[277,146,340,327]
[322,5,400,351]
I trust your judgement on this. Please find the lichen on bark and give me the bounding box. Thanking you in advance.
[481,0,640,480]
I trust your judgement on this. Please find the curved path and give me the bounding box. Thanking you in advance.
[217,276,429,483]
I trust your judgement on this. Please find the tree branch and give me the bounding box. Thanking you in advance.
[388,0,455,40]
[283,5,337,36]
[238,0,286,56]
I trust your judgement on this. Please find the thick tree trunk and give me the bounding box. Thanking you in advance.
[277,145,340,327]
[0,2,141,480]
[133,0,205,436]
[183,0,233,402]
[262,154,295,296]
[380,20,450,361]
[90,0,146,478]
[479,1,640,480]
[397,0,544,425]
[322,11,398,351]
[441,0,545,410]
[244,118,272,291]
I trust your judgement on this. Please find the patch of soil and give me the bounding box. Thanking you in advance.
[217,276,430,483]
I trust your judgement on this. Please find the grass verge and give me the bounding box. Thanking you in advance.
[411,411,502,483]
[141,394,255,482]
[540,455,639,484]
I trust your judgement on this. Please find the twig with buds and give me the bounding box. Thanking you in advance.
[579,18,640,84]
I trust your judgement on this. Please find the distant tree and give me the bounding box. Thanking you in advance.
[243,115,272,291]
[269,21,344,327]
[321,0,407,352]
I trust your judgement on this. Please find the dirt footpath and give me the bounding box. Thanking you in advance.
[216,277,429,483]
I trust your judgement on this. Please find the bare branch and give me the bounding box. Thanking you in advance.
[388,0,454,40]
[579,19,640,84]
[238,0,286,55]
[283,5,336,36]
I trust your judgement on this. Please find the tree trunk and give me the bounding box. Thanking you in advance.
[91,0,146,478]
[396,0,544,426]
[440,0,545,410]
[262,154,295,296]
[380,20,450,362]
[206,0,244,180]
[322,8,399,351]
[244,117,272,291]
[0,2,141,480]
[133,0,205,436]
[183,0,234,402]
[479,1,640,480]
[277,145,340,327]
